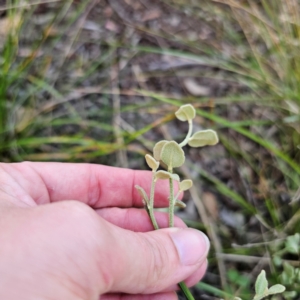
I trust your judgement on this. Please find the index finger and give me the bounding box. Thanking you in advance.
[7,162,180,208]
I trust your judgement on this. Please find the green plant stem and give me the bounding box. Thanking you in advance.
[149,173,159,230]
[179,120,193,147]
[168,173,175,227]
[167,169,194,299]
[145,207,195,300]
[179,282,195,300]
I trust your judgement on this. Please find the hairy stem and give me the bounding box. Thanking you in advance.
[149,172,159,230]
[168,167,175,227]
[179,120,193,148]
[146,200,195,300]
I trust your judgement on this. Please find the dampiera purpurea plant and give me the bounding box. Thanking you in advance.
[135,104,218,300]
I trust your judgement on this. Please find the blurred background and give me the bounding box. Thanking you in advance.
[1,0,300,299]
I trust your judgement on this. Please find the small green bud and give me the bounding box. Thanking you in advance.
[135,185,149,206]
[145,154,159,171]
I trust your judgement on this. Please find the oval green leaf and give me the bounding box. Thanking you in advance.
[153,140,168,161]
[161,141,185,168]
[145,154,159,171]
[255,270,268,296]
[268,284,286,295]
[188,129,219,147]
[175,104,196,121]
[155,170,172,180]
[179,179,193,191]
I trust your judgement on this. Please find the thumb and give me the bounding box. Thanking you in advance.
[98,220,210,294]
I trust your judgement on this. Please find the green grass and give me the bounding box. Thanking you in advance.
[132,1,300,298]
[0,0,120,162]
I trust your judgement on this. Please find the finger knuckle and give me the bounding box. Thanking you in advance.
[53,200,100,233]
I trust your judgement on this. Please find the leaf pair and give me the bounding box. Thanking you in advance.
[231,270,286,300]
[152,131,218,170]
[145,153,185,180]
[145,154,193,190]
[253,270,285,300]
[174,179,193,209]
[175,104,218,147]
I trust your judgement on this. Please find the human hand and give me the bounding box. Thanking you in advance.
[0,162,209,300]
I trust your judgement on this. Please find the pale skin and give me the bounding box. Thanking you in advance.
[0,162,209,300]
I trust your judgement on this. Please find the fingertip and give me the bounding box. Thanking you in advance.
[107,225,208,294]
[169,229,210,266]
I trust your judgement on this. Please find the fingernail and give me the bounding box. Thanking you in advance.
[170,229,210,266]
